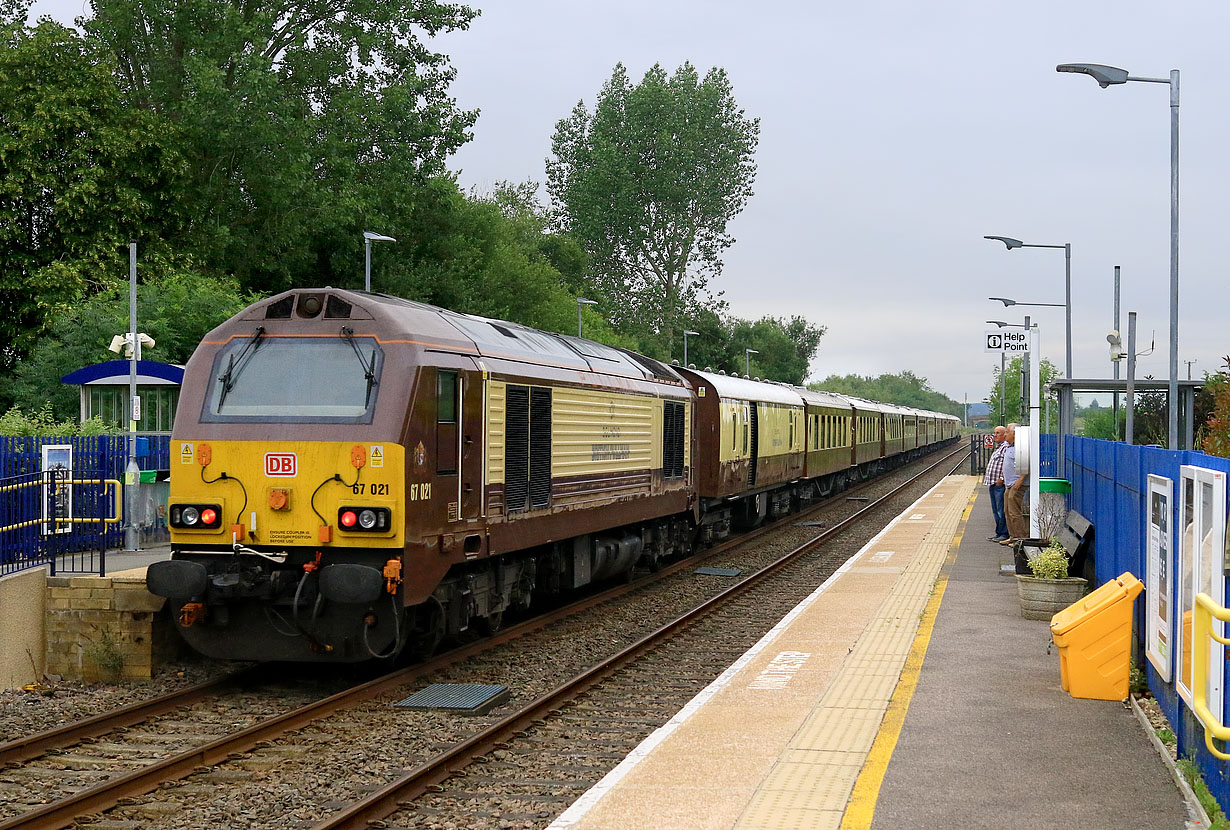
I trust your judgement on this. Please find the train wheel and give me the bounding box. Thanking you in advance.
[407,596,445,658]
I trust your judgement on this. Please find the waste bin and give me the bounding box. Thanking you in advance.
[1036,477,1070,538]
[1049,571,1144,700]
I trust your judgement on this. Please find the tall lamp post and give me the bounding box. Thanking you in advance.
[363,231,396,293]
[1057,62,1180,450]
[984,236,1072,381]
[682,330,699,367]
[745,349,759,377]
[577,298,598,338]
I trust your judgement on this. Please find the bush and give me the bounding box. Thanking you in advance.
[1029,543,1071,580]
[0,405,119,437]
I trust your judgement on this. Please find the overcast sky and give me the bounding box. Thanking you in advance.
[28,0,1230,406]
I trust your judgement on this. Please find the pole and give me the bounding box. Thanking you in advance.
[1028,322,1041,539]
[577,301,583,338]
[1000,351,1006,423]
[683,333,689,368]
[1113,265,1121,439]
[1064,243,1072,380]
[364,238,372,293]
[1168,69,1180,451]
[964,393,968,427]
[124,243,139,552]
[1021,315,1031,425]
[1126,312,1137,446]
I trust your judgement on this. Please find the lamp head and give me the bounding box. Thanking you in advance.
[986,320,1007,327]
[363,231,397,243]
[984,235,1023,249]
[684,330,700,336]
[577,298,598,306]
[1056,63,1129,88]
[988,297,1017,307]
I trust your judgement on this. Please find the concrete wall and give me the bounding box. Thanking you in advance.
[0,569,46,689]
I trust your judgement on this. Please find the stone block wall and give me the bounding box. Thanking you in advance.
[0,569,46,689]
[44,574,167,682]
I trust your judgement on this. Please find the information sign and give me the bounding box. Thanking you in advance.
[983,330,1030,353]
[1146,474,1173,682]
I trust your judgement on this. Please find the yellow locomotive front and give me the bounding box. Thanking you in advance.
[149,291,417,662]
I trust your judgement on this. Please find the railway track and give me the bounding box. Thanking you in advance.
[0,443,965,829]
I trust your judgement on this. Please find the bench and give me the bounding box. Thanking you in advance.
[1013,510,1094,581]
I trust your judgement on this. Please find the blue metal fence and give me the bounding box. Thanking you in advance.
[0,435,170,574]
[1059,435,1230,809]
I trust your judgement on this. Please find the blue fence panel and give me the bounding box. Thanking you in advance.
[1039,432,1057,478]
[0,435,170,571]
[1061,436,1230,811]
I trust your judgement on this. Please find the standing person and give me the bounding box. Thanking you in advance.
[982,426,1009,542]
[1003,423,1029,543]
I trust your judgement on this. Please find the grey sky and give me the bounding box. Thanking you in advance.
[28,0,1228,406]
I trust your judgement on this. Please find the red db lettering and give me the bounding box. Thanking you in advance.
[265,453,297,477]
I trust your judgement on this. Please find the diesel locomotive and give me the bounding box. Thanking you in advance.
[148,288,959,662]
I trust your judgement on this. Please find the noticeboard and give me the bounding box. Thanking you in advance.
[1146,474,1173,682]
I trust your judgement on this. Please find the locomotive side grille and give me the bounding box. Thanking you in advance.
[529,387,552,509]
[747,403,759,487]
[663,400,685,479]
[505,385,530,512]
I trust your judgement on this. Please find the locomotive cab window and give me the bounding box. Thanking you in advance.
[201,333,382,423]
[436,370,459,475]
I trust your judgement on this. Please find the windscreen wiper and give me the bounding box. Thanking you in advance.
[217,326,265,408]
[340,326,379,406]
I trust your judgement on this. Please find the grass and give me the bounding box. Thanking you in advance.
[1177,758,1230,830]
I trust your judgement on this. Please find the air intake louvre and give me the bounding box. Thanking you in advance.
[505,385,529,513]
[663,400,685,479]
[529,387,552,508]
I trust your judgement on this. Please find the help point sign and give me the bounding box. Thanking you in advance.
[984,330,1030,353]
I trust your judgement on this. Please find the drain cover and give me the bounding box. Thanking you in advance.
[695,566,742,577]
[393,683,510,715]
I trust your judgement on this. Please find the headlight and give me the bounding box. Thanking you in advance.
[337,506,391,533]
[170,503,223,529]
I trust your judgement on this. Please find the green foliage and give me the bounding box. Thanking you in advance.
[1200,359,1230,458]
[985,355,1060,430]
[0,405,119,437]
[547,62,760,345]
[84,0,479,295]
[1177,757,1230,829]
[83,631,125,680]
[1079,407,1119,440]
[3,269,250,419]
[0,20,187,369]
[811,371,962,417]
[1028,545,1071,580]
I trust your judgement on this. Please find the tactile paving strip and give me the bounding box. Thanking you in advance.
[735,477,975,829]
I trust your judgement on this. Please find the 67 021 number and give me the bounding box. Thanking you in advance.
[351,483,391,496]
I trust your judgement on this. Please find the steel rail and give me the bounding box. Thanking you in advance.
[309,448,970,830]
[0,442,963,830]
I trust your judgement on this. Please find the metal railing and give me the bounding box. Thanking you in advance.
[1192,592,1230,759]
[0,469,122,577]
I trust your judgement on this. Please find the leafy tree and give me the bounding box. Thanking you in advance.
[730,316,825,386]
[4,269,251,419]
[85,0,480,294]
[984,356,1060,430]
[547,62,759,346]
[815,371,963,416]
[0,20,186,370]
[1200,359,1230,458]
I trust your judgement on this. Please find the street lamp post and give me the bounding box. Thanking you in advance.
[745,349,759,378]
[577,298,598,338]
[1058,62,1180,450]
[985,236,1072,381]
[683,330,699,367]
[363,231,396,293]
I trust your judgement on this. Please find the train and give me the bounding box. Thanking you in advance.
[147,289,961,662]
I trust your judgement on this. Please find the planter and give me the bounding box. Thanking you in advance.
[1016,574,1087,621]
[1012,538,1051,575]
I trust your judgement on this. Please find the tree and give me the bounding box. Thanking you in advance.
[0,20,186,370]
[1201,359,1230,458]
[546,62,759,347]
[4,269,251,419]
[85,0,480,293]
[814,371,962,417]
[984,356,1060,430]
[730,316,825,386]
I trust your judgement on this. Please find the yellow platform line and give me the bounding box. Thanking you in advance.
[839,488,977,830]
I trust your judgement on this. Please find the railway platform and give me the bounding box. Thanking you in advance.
[548,475,1201,830]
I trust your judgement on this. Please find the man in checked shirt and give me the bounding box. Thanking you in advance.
[982,425,1010,542]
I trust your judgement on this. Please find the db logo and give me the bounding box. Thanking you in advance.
[265,453,297,477]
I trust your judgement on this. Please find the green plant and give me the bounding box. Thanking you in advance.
[1129,662,1149,697]
[1177,757,1230,829]
[1156,728,1176,746]
[83,632,125,680]
[1028,545,1072,580]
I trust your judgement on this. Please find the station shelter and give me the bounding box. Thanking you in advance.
[59,360,183,544]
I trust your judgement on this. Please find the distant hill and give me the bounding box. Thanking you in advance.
[968,402,989,417]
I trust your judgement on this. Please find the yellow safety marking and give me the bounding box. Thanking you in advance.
[839,488,977,830]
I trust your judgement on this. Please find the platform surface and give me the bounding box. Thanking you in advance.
[550,476,1195,830]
